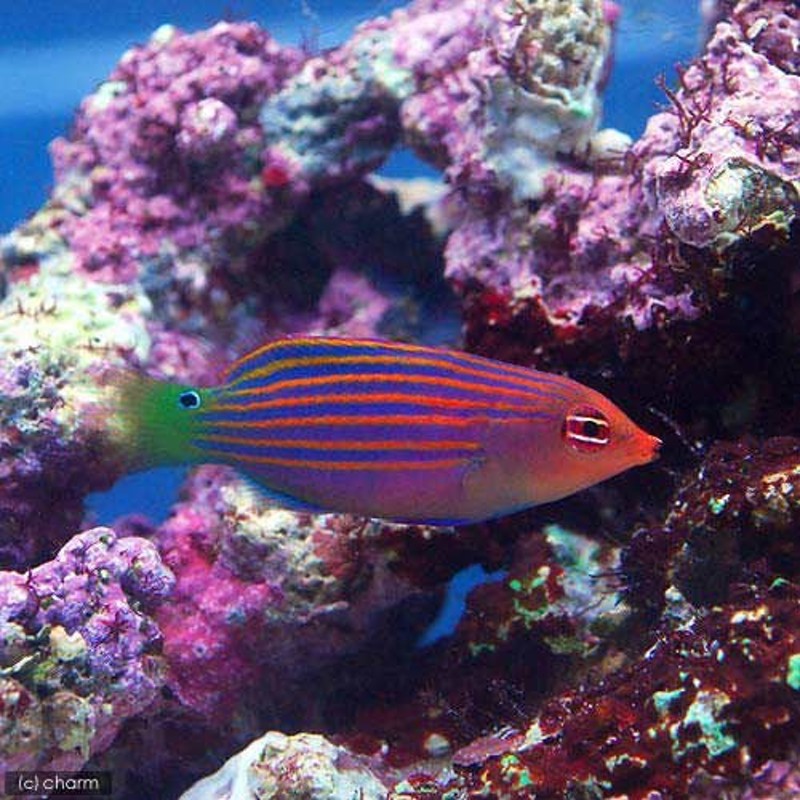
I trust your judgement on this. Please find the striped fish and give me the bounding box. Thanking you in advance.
[112,336,660,524]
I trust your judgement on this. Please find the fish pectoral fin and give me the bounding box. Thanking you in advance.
[460,450,488,491]
[238,473,326,513]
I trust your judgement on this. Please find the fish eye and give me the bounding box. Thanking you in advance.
[178,390,202,410]
[562,405,610,453]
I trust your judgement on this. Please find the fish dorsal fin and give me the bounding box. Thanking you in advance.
[223,337,315,386]
[222,336,419,389]
[223,335,572,396]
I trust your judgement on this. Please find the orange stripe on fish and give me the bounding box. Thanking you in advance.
[198,414,489,429]
[195,450,468,472]
[208,392,544,414]
[195,434,482,452]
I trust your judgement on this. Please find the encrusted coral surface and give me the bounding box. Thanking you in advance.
[0,528,172,773]
[0,0,798,797]
[449,0,799,381]
[153,465,437,722]
[180,731,389,800]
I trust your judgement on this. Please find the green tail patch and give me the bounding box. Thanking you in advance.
[108,371,209,470]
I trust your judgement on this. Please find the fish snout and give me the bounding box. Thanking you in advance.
[644,434,662,463]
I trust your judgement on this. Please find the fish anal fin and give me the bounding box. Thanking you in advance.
[232,473,327,514]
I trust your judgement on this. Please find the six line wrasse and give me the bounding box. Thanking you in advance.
[110,336,661,524]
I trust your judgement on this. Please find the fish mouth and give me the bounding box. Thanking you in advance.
[643,434,662,463]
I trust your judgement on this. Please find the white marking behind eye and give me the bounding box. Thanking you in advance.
[566,432,609,444]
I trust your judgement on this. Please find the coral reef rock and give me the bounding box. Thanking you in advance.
[0,528,173,773]
[0,0,798,797]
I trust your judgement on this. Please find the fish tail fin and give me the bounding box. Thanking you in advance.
[90,367,206,471]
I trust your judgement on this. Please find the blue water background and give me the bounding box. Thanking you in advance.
[0,1,699,640]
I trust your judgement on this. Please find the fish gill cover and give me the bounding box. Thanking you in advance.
[0,0,798,798]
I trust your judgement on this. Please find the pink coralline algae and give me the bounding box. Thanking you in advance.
[47,23,304,286]
[0,0,798,797]
[261,0,613,194]
[447,0,799,375]
[0,528,173,774]
[152,466,436,723]
[638,1,799,252]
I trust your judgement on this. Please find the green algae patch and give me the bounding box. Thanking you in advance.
[653,688,685,718]
[670,689,736,761]
[787,653,800,691]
